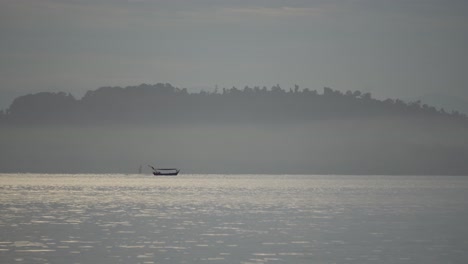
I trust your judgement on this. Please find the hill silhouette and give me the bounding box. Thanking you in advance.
[1,83,467,175]
[1,83,466,124]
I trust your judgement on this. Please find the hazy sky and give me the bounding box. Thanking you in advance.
[1,0,467,109]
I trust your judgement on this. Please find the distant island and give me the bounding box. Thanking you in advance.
[1,83,467,175]
[0,83,466,124]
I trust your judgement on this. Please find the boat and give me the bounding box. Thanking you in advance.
[148,165,180,176]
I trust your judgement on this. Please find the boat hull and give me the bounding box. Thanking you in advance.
[152,172,179,176]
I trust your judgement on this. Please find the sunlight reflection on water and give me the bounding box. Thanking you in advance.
[1,174,468,263]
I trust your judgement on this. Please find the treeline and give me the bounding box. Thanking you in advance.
[1,83,466,124]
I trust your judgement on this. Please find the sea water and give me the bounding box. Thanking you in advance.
[0,174,467,264]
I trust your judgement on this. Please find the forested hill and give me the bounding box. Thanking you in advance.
[1,83,466,125]
[1,83,468,175]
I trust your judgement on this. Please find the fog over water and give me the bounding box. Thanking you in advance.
[1,174,468,264]
[1,119,467,175]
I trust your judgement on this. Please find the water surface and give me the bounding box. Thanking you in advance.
[1,174,467,263]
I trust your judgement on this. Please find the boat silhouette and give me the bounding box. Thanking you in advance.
[148,165,180,176]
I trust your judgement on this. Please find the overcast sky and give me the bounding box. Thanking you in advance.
[1,0,467,109]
